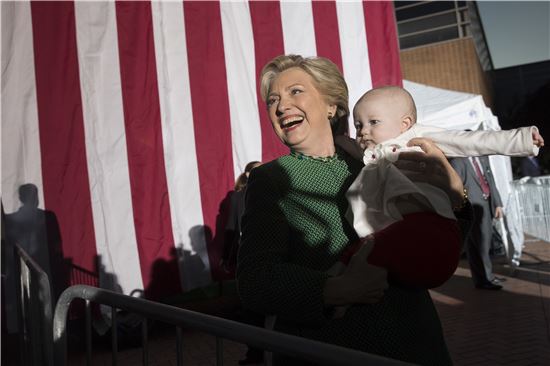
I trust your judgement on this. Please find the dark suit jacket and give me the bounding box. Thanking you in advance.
[450,156,502,214]
[520,157,541,177]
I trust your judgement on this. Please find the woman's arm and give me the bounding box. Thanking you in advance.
[323,240,388,306]
[398,139,474,244]
[395,138,466,207]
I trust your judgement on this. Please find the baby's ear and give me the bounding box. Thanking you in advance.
[401,116,413,132]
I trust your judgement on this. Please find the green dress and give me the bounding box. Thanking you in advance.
[237,151,462,366]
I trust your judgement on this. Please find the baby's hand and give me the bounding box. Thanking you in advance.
[533,128,544,147]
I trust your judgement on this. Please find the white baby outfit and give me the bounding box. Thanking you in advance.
[346,125,539,237]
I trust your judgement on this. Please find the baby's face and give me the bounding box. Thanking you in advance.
[353,92,410,150]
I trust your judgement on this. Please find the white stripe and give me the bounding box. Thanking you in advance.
[151,1,212,290]
[280,0,317,57]
[336,1,372,135]
[220,1,262,178]
[74,2,143,294]
[1,1,45,213]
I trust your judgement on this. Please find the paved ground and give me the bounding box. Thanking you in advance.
[3,238,549,365]
[432,237,550,366]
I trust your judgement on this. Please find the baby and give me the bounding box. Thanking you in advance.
[333,86,544,289]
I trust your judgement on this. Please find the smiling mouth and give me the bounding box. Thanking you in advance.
[280,116,304,130]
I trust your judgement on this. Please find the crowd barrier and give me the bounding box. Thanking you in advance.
[511,175,550,243]
[53,285,413,366]
[14,244,54,366]
[14,246,412,366]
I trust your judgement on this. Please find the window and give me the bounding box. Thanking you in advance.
[400,27,459,49]
[396,1,455,21]
[395,0,471,49]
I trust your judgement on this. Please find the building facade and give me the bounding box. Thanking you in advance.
[395,1,494,107]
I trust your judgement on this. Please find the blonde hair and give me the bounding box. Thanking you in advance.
[260,55,349,135]
[357,86,417,124]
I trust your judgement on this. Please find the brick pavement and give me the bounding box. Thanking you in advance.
[66,329,247,366]
[431,238,550,366]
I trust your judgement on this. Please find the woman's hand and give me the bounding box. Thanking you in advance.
[394,137,465,208]
[323,240,388,306]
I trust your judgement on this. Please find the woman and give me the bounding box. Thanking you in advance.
[237,55,471,365]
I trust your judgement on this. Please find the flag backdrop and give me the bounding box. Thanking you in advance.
[1,0,401,300]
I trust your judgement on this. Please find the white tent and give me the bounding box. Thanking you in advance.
[403,80,524,266]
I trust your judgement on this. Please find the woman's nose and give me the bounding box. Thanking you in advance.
[276,95,290,114]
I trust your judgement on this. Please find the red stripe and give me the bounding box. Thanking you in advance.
[249,1,289,163]
[30,1,98,284]
[363,1,402,87]
[184,1,235,281]
[312,1,343,73]
[115,2,179,299]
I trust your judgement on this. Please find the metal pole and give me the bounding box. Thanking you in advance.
[15,245,55,366]
[142,318,148,366]
[14,250,28,366]
[216,337,224,366]
[111,306,118,366]
[53,285,414,366]
[176,327,183,366]
[85,299,92,366]
[29,272,42,364]
[53,289,72,366]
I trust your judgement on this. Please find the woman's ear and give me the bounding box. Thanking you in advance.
[401,115,413,132]
[327,104,337,119]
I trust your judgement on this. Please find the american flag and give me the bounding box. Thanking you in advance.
[1,0,401,300]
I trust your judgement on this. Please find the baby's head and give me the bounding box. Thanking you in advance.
[353,86,417,150]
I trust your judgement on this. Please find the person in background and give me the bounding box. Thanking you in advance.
[237,54,473,365]
[451,156,506,290]
[3,184,64,334]
[219,161,264,365]
[220,161,262,273]
[520,156,542,177]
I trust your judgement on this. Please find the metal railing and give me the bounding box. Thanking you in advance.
[15,244,54,366]
[511,175,550,243]
[53,285,413,366]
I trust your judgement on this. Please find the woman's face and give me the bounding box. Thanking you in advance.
[266,67,336,153]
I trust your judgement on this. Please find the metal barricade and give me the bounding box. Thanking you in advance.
[53,285,413,366]
[14,244,54,366]
[511,175,550,242]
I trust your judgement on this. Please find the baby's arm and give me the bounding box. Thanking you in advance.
[532,128,545,147]
[424,126,542,157]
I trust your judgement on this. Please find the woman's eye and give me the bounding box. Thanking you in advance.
[291,88,302,95]
[267,97,278,107]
